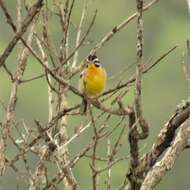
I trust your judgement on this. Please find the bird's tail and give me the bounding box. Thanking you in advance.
[79,98,87,114]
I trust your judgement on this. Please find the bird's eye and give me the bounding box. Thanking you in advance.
[94,63,100,67]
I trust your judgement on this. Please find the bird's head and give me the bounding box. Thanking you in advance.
[86,54,101,69]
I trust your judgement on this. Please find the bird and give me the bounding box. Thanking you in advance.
[78,55,107,113]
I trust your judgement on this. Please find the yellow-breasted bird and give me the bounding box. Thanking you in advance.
[78,55,107,113]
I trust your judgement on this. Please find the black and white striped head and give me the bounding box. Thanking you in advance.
[86,54,101,68]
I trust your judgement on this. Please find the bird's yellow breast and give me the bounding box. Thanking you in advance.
[79,63,107,97]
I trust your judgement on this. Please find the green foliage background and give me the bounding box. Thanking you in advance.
[0,0,190,189]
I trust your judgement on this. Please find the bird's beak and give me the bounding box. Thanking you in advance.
[87,63,94,69]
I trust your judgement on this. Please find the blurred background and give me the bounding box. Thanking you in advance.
[0,0,190,189]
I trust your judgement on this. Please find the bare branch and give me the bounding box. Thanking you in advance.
[0,0,44,67]
[143,98,190,168]
[102,46,177,97]
[36,37,54,122]
[141,118,190,190]
[90,0,159,54]
[72,1,87,68]
[2,19,36,148]
[135,0,149,140]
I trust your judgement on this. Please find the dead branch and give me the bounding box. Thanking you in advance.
[0,0,44,67]
[141,118,190,190]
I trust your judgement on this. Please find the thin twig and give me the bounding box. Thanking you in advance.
[72,0,87,68]
[101,46,177,97]
[0,0,44,67]
[105,139,111,190]
[36,36,54,122]
[2,18,36,147]
[90,0,159,55]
